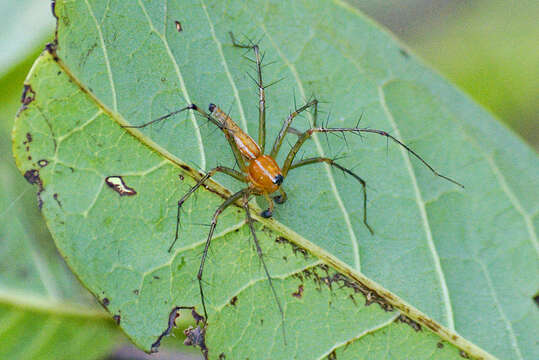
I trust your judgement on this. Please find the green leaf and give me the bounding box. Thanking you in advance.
[1,52,119,359]
[12,0,538,359]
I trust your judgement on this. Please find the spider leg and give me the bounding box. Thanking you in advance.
[169,166,247,252]
[230,32,266,153]
[190,104,249,172]
[241,191,287,344]
[270,99,318,159]
[197,188,249,323]
[124,104,248,172]
[288,157,373,234]
[281,126,463,188]
[274,187,287,204]
[260,192,275,218]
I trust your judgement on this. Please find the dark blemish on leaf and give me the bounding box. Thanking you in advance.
[308,264,394,312]
[219,353,226,360]
[27,156,32,161]
[292,284,304,298]
[38,159,49,167]
[230,296,238,306]
[184,326,208,360]
[275,236,308,258]
[113,314,121,324]
[102,298,110,306]
[396,314,421,331]
[57,71,61,76]
[161,77,167,82]
[153,275,161,280]
[24,169,44,209]
[459,350,470,359]
[178,174,184,181]
[45,42,59,61]
[25,132,33,143]
[51,0,58,19]
[21,85,35,106]
[179,164,190,172]
[191,308,204,324]
[327,350,337,360]
[53,193,62,208]
[151,306,181,353]
[533,293,539,307]
[260,319,264,325]
[437,342,444,349]
[105,176,137,196]
[399,48,409,58]
[133,289,139,295]
[175,20,183,32]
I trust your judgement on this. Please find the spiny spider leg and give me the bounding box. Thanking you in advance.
[188,104,249,172]
[230,32,266,153]
[168,166,247,253]
[197,188,249,322]
[289,157,373,234]
[270,99,318,159]
[281,126,464,188]
[241,191,287,344]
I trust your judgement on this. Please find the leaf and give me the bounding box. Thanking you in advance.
[0,52,119,360]
[12,0,539,359]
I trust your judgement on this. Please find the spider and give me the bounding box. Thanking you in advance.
[126,33,463,337]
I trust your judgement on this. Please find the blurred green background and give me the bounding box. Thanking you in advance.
[1,1,536,359]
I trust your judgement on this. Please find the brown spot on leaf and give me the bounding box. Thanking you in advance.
[437,342,444,349]
[53,193,62,208]
[184,326,208,360]
[113,314,121,325]
[151,306,182,353]
[230,296,238,306]
[292,284,304,298]
[105,176,137,196]
[175,20,183,32]
[396,314,421,332]
[38,159,49,167]
[24,169,44,209]
[21,85,35,106]
[459,350,470,359]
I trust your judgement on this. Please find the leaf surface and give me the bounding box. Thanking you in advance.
[12,0,539,359]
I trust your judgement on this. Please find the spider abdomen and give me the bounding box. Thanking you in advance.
[248,155,283,193]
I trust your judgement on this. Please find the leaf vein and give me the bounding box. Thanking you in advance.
[200,0,249,131]
[138,0,206,169]
[83,0,117,111]
[258,23,362,272]
[378,84,455,331]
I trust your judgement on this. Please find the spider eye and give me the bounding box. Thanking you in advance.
[273,174,284,185]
